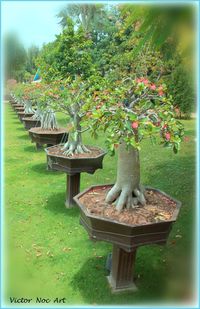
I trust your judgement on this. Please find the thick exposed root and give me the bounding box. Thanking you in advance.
[106,184,146,212]
[62,141,91,156]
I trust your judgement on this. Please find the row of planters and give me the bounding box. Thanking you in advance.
[9,74,184,293]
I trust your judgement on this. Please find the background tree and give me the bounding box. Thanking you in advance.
[57,4,120,76]
[165,57,195,119]
[26,45,40,75]
[119,4,196,59]
[113,4,196,115]
[4,32,27,82]
[36,18,94,82]
[57,4,108,38]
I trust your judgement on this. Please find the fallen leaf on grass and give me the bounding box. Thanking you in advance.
[175,234,182,238]
[62,247,71,252]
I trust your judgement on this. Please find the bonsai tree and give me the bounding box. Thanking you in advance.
[12,83,26,104]
[20,82,58,130]
[26,83,45,123]
[43,76,99,155]
[83,76,184,212]
[13,83,37,113]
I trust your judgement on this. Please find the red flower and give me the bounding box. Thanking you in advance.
[158,90,164,96]
[132,121,138,129]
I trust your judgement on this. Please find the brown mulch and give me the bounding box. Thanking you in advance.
[79,186,177,226]
[47,145,104,159]
[29,127,68,134]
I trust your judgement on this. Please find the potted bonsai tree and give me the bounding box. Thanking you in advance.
[17,84,36,122]
[22,83,44,130]
[74,76,184,292]
[44,76,106,207]
[27,83,68,150]
[10,83,24,109]
[11,84,24,112]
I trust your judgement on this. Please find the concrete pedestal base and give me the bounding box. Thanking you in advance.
[65,174,80,208]
[107,245,138,293]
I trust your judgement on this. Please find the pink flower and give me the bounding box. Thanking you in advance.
[158,90,164,96]
[132,121,138,129]
[184,136,190,142]
[136,77,149,85]
[136,78,143,83]
[143,79,149,85]
[165,132,171,140]
[150,84,156,90]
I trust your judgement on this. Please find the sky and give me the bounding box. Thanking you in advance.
[1,1,67,49]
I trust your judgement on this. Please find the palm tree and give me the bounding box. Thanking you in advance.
[120,3,196,59]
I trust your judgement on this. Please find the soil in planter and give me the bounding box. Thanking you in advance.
[79,187,177,226]
[47,145,104,159]
[29,127,67,134]
[23,117,38,121]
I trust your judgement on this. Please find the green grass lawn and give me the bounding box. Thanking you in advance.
[3,103,196,306]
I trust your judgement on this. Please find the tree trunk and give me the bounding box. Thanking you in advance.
[62,114,90,156]
[106,142,146,212]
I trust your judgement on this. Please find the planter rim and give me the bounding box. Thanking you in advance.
[45,144,107,160]
[22,117,40,121]
[18,112,34,115]
[29,127,68,135]
[74,184,182,228]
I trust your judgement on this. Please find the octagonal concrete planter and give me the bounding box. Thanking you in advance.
[12,104,23,111]
[46,145,107,175]
[45,145,107,207]
[9,98,16,104]
[74,184,181,293]
[15,105,24,109]
[14,104,24,114]
[18,112,34,123]
[22,118,41,130]
[29,127,68,150]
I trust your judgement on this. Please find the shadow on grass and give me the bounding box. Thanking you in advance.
[30,162,51,174]
[23,145,38,152]
[30,162,64,176]
[11,121,21,125]
[70,248,167,305]
[45,191,80,216]
[18,134,29,140]
[16,126,25,131]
